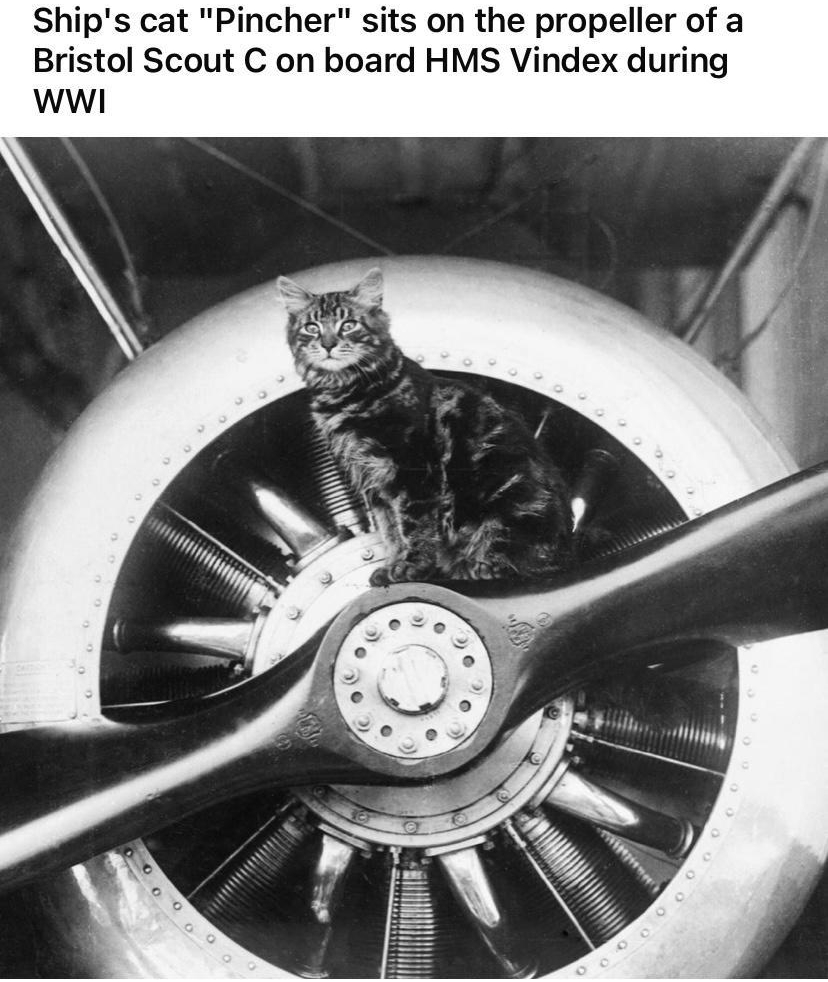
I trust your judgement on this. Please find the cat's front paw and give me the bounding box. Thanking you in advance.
[369,560,431,586]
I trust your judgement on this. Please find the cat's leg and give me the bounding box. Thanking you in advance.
[446,518,520,580]
[369,499,440,585]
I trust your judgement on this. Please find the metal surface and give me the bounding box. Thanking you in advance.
[1,257,827,977]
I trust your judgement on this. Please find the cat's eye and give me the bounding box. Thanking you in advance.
[340,319,359,334]
[301,322,321,337]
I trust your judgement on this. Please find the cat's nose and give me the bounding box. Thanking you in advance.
[321,339,336,354]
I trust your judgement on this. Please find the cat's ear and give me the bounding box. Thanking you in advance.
[351,267,384,309]
[277,275,314,316]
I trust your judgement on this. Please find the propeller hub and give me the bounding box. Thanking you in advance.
[378,645,448,714]
[332,600,493,760]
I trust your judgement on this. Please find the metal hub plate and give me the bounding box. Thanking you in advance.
[333,601,493,760]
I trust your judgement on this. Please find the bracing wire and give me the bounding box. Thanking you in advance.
[715,140,828,372]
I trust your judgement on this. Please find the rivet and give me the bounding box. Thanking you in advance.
[127,515,136,523]
[451,631,469,648]
[675,892,684,902]
[730,783,739,792]
[711,828,720,837]
[686,486,695,495]
[508,368,517,377]
[741,761,750,770]
[404,820,419,833]
[173,901,182,910]
[152,887,161,897]
[576,968,586,976]
[693,507,703,517]
[235,397,243,405]
[258,390,267,399]
[354,810,369,824]
[463,358,472,367]
[183,445,191,453]
[219,415,227,423]
[78,666,86,674]
[197,424,205,433]
[618,418,626,426]
[529,752,543,765]
[355,714,372,731]
[415,355,424,363]
[534,371,543,380]
[546,706,560,719]
[223,955,231,963]
[742,736,751,746]
[686,870,695,879]
[703,852,712,862]
[82,620,90,628]
[313,786,326,797]
[86,644,93,652]
[633,436,642,445]
[94,574,102,583]
[641,928,650,937]
[751,663,759,674]
[656,907,665,916]
[440,351,449,359]
[617,940,627,950]
[726,807,735,817]
[447,720,466,739]
[655,448,663,458]
[207,934,215,943]
[277,374,285,383]
[341,666,360,684]
[595,408,605,417]
[286,606,301,620]
[747,688,755,698]
[553,384,563,393]
[85,690,93,698]
[124,848,133,857]
[152,478,160,486]
[361,547,375,561]
[248,963,256,971]
[143,864,152,874]
[108,555,115,563]
[750,712,758,722]
[93,598,102,607]
[185,923,193,932]
[398,737,417,754]
[496,789,510,802]
[488,357,497,365]
[578,392,587,400]
[134,493,143,501]
[319,571,333,585]
[666,469,676,479]
[600,958,609,967]
[452,812,468,826]
[110,532,119,542]
[363,622,380,641]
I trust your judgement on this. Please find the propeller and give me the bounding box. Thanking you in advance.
[2,460,828,895]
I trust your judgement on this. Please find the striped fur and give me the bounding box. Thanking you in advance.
[279,268,573,583]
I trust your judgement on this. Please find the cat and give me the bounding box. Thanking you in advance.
[279,267,573,585]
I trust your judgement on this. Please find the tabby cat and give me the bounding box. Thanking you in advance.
[279,268,573,585]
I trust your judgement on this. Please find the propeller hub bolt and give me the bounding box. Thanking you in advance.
[286,606,301,621]
[529,752,543,765]
[447,720,466,739]
[398,736,417,754]
[340,666,359,684]
[452,631,470,648]
[410,609,426,625]
[452,812,468,826]
[361,547,375,561]
[363,622,380,641]
[497,789,511,802]
[470,677,485,693]
[403,820,419,833]
[318,571,333,585]
[354,713,372,731]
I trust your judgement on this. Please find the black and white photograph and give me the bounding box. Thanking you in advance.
[0,137,827,979]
